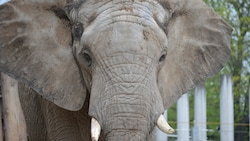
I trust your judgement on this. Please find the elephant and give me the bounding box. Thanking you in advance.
[0,0,232,140]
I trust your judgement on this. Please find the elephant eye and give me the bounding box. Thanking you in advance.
[82,51,92,67]
[159,53,166,63]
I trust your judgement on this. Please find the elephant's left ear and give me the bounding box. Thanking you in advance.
[0,1,86,111]
[157,0,232,109]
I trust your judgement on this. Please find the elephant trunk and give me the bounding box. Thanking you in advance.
[104,85,153,140]
[102,83,159,140]
[89,61,165,140]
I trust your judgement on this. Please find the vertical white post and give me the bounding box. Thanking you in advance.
[220,75,234,141]
[177,93,190,141]
[194,84,207,141]
[154,111,168,141]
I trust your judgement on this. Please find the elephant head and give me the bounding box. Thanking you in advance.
[0,0,232,140]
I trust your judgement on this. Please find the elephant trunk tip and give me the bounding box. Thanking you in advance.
[91,118,101,141]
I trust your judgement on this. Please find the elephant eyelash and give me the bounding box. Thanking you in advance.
[159,54,166,62]
[159,52,167,62]
[80,51,92,67]
[83,52,92,67]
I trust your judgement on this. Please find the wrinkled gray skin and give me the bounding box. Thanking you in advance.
[0,0,232,140]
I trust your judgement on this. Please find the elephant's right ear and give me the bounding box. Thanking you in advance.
[157,0,232,109]
[0,1,86,111]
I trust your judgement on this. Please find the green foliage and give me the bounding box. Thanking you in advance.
[204,74,221,140]
[167,103,177,129]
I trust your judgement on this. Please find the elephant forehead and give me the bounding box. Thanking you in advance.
[77,0,168,28]
[78,0,169,56]
[82,22,167,57]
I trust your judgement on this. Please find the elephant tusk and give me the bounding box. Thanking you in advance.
[91,118,101,141]
[157,114,175,134]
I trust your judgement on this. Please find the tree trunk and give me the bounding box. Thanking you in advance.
[1,73,27,141]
